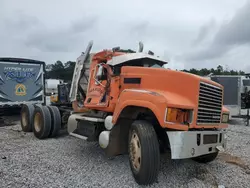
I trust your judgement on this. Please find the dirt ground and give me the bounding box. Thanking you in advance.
[0,115,250,188]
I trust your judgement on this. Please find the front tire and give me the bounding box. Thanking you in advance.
[128,120,160,185]
[192,152,219,163]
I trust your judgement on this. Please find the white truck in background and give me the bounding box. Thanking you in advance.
[45,79,64,95]
[45,79,64,105]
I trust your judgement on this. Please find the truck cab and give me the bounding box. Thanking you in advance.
[21,41,229,186]
[65,41,229,185]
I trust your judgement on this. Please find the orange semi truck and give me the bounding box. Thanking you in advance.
[20,41,229,185]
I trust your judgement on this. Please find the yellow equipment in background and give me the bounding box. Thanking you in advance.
[50,94,58,103]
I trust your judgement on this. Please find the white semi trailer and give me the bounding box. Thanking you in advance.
[205,75,250,119]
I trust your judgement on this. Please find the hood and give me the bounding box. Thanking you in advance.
[121,66,223,108]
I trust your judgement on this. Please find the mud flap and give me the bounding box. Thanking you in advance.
[104,118,133,157]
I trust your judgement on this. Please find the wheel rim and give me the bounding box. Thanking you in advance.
[34,113,42,132]
[129,131,141,171]
[21,111,28,127]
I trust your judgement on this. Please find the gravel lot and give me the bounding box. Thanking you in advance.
[0,116,250,188]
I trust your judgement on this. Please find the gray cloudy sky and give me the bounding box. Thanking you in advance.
[1,0,250,71]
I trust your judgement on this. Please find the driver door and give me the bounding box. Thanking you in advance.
[84,64,109,107]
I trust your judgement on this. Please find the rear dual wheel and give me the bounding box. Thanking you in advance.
[33,105,61,139]
[20,104,61,139]
[47,106,61,138]
[33,106,51,139]
[20,104,35,132]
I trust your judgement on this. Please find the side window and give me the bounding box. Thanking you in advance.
[112,65,122,76]
[243,79,250,86]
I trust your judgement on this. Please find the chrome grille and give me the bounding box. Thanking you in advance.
[197,82,223,124]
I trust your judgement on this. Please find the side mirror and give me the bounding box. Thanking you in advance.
[96,65,104,80]
[96,65,107,81]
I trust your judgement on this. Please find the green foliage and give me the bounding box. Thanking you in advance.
[45,61,245,81]
[45,60,76,81]
[182,64,245,76]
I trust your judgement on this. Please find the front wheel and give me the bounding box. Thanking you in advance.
[128,120,160,185]
[192,152,219,163]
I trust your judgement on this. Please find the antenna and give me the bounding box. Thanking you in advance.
[138,41,144,52]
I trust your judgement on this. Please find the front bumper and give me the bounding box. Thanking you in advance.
[167,130,226,159]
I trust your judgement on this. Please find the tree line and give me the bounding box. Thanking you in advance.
[45,61,246,81]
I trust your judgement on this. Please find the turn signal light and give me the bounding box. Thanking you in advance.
[165,108,191,124]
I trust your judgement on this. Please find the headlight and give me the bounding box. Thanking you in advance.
[221,113,229,123]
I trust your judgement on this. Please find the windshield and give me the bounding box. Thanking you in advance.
[112,58,167,75]
[140,58,167,68]
[149,63,167,69]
